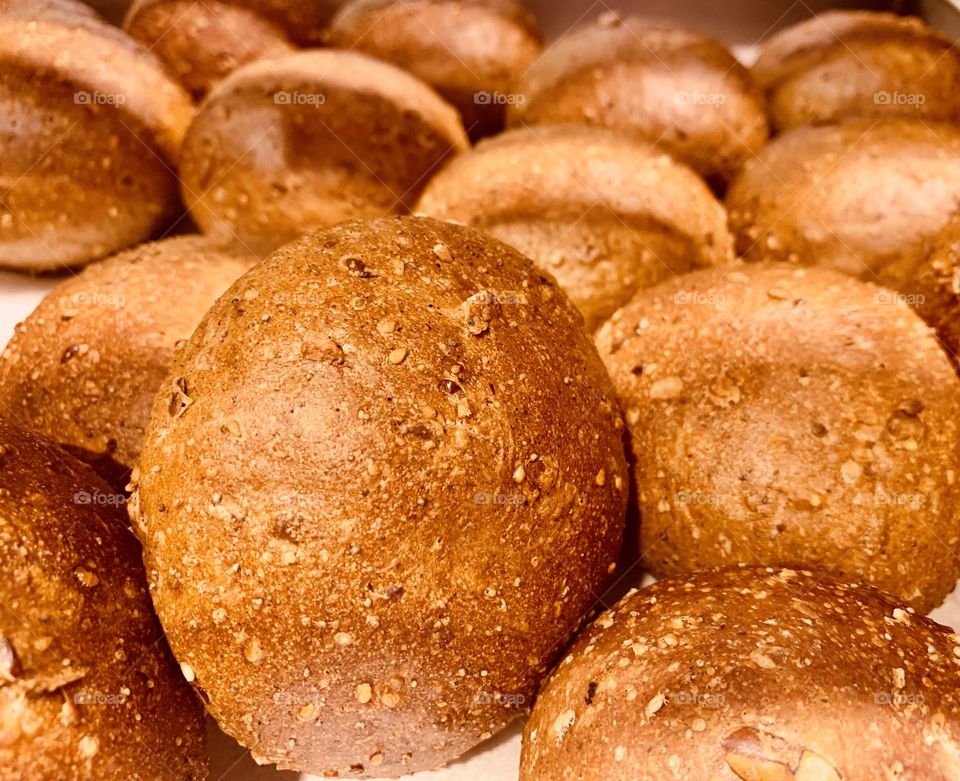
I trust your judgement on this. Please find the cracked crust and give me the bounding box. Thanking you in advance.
[595,262,960,613]
[521,566,960,780]
[131,216,627,776]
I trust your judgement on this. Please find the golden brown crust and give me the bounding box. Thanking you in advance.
[179,50,470,255]
[754,11,960,133]
[0,236,255,487]
[0,5,194,271]
[131,216,627,776]
[522,566,960,781]
[0,419,207,781]
[905,213,960,366]
[416,124,735,331]
[595,262,960,613]
[326,0,542,140]
[725,118,960,289]
[507,13,768,187]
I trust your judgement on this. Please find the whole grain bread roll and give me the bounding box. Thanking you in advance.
[326,0,542,140]
[754,11,960,133]
[417,125,735,331]
[905,213,960,363]
[0,236,255,487]
[726,118,960,289]
[507,13,768,187]
[123,0,335,99]
[595,262,960,613]
[0,419,207,780]
[179,50,469,254]
[0,2,193,271]
[130,216,627,776]
[522,566,960,781]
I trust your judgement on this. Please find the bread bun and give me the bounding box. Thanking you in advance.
[123,0,334,99]
[417,125,734,331]
[0,236,255,487]
[754,11,960,133]
[0,419,207,780]
[179,50,469,254]
[131,216,627,776]
[522,565,960,781]
[326,0,542,140]
[595,262,960,613]
[904,213,960,362]
[507,13,768,187]
[726,118,960,289]
[0,3,193,271]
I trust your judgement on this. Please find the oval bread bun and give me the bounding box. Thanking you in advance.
[326,0,542,140]
[754,11,960,133]
[522,566,960,781]
[416,125,735,331]
[726,118,960,289]
[904,212,960,362]
[179,50,470,254]
[131,216,628,776]
[0,236,255,487]
[507,13,768,187]
[0,3,193,271]
[123,0,327,99]
[0,419,207,780]
[595,262,960,613]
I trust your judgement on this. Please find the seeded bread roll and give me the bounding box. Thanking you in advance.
[754,11,960,133]
[130,216,627,776]
[417,125,734,331]
[179,50,469,254]
[596,262,960,613]
[123,0,335,99]
[326,0,542,140]
[0,3,193,271]
[726,118,960,290]
[508,13,768,188]
[0,419,207,780]
[0,236,255,487]
[522,566,960,781]
[904,213,960,363]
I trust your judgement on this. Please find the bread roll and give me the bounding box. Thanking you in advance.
[754,11,960,133]
[0,3,193,271]
[726,118,960,289]
[522,565,960,781]
[508,13,768,187]
[417,125,734,331]
[596,262,960,613]
[0,236,255,487]
[179,50,469,254]
[131,216,627,776]
[0,419,207,780]
[903,213,960,362]
[326,0,542,140]
[123,0,334,99]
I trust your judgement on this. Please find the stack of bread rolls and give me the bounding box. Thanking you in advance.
[3,3,960,780]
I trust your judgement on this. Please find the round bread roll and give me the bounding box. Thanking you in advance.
[326,0,542,140]
[595,262,960,613]
[507,13,768,187]
[0,3,193,271]
[417,125,735,331]
[179,50,470,254]
[726,118,960,289]
[123,0,335,99]
[754,11,960,133]
[0,236,255,487]
[131,216,628,776]
[522,565,960,781]
[0,419,207,780]
[904,213,960,362]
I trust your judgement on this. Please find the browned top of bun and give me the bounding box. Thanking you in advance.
[906,212,960,363]
[522,565,960,781]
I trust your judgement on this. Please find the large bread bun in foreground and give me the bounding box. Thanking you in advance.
[596,262,960,613]
[131,216,628,776]
[0,419,207,780]
[522,566,960,781]
[417,125,734,331]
